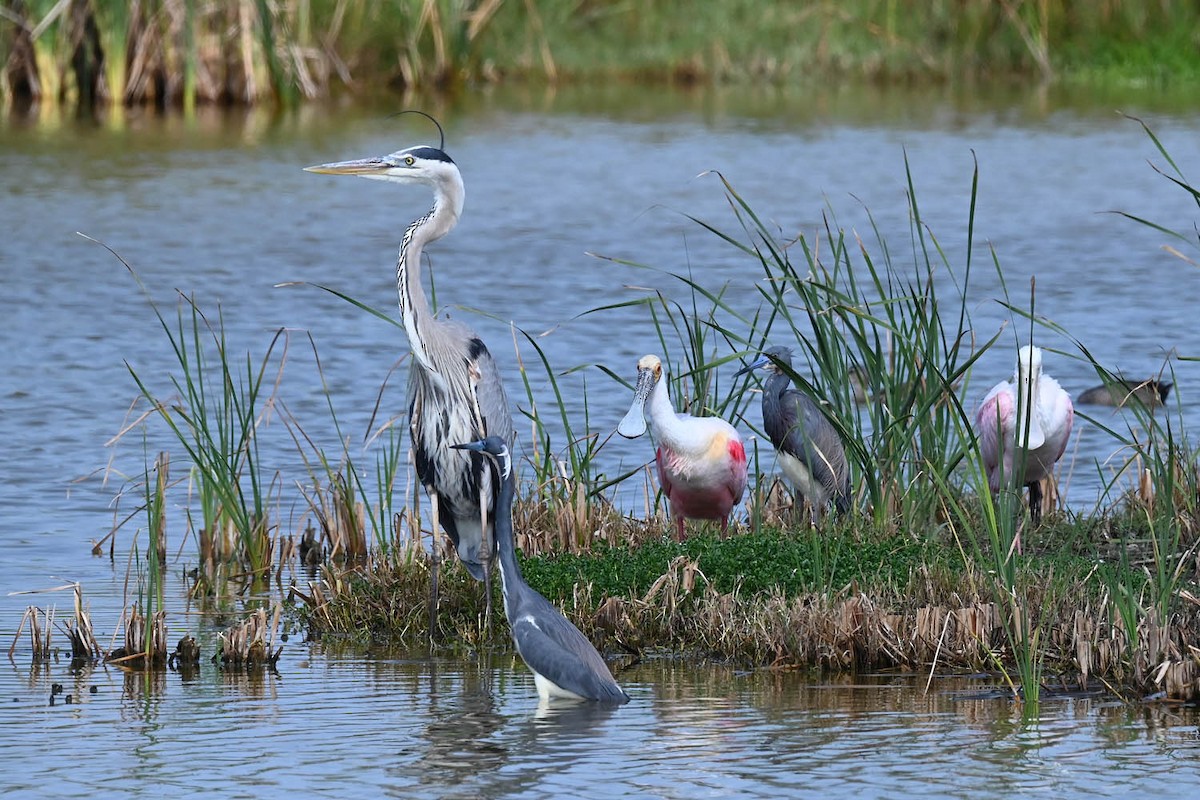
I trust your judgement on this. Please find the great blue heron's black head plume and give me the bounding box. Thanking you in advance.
[392,109,446,151]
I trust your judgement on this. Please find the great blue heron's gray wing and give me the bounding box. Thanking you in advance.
[467,335,515,442]
[510,599,628,703]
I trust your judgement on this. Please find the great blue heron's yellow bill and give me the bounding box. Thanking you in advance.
[304,157,389,175]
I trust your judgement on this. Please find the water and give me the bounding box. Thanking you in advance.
[3,83,1200,797]
[3,655,1198,798]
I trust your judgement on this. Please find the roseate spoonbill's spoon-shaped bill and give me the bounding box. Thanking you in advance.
[617,354,748,541]
[736,346,851,522]
[1077,378,1172,408]
[975,345,1073,536]
[306,112,515,638]
[452,437,631,705]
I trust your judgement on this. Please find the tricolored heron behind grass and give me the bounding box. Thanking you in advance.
[452,437,631,705]
[617,354,748,540]
[737,346,851,523]
[306,114,514,635]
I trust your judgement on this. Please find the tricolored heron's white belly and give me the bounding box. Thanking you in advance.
[778,451,830,507]
[533,672,589,702]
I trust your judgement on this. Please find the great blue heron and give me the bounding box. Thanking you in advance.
[737,346,851,521]
[976,345,1073,535]
[617,354,748,540]
[306,116,514,633]
[1077,378,1171,408]
[452,436,631,704]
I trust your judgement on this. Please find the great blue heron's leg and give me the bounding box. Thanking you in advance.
[429,487,442,642]
[479,485,493,639]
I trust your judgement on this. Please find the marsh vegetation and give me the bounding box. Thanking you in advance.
[16,115,1193,713]
[2,0,1197,111]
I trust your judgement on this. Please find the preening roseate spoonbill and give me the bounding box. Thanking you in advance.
[975,345,1073,527]
[617,354,748,540]
[1077,378,1172,408]
[737,346,851,521]
[452,437,630,705]
[306,112,515,634]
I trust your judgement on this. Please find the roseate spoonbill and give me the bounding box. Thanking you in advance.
[975,345,1073,527]
[617,354,748,540]
[737,346,851,521]
[452,437,630,705]
[306,112,515,634]
[1077,378,1171,408]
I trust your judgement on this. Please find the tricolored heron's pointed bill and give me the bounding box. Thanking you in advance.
[304,156,391,175]
[735,353,772,377]
[617,368,656,438]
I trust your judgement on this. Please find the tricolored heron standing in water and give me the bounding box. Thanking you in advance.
[737,346,851,522]
[453,437,631,705]
[306,114,514,635]
[617,354,748,540]
[975,345,1073,540]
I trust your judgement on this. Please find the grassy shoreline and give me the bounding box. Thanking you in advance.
[2,1,1198,111]
[296,488,1200,704]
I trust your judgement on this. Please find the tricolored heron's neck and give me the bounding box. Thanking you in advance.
[765,369,793,402]
[491,457,524,614]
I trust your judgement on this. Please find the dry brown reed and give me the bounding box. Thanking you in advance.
[66,582,103,661]
[511,493,646,557]
[107,603,168,668]
[2,0,332,109]
[10,606,53,661]
[215,605,283,668]
[305,474,369,563]
[8,583,103,663]
[150,451,168,567]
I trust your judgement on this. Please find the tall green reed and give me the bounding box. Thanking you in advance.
[594,158,1076,702]
[282,330,409,562]
[1081,116,1200,634]
[660,161,995,531]
[129,295,284,590]
[91,235,287,592]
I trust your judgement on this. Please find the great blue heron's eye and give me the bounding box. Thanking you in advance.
[404,156,415,166]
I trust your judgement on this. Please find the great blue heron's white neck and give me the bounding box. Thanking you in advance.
[397,172,465,378]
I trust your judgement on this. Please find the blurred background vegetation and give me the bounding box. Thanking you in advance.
[2,0,1196,111]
